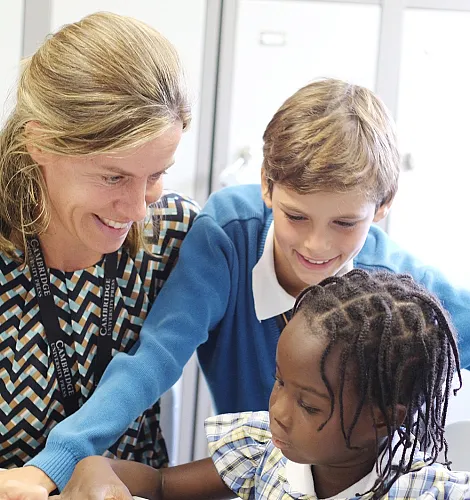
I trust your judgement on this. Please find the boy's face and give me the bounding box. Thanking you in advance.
[262,177,390,297]
[269,312,378,469]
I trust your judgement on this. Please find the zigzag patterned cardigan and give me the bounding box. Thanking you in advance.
[0,192,199,468]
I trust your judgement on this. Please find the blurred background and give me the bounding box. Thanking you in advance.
[1,0,469,465]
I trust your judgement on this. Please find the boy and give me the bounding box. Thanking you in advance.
[27,79,470,493]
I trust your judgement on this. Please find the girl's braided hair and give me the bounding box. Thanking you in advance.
[293,269,461,498]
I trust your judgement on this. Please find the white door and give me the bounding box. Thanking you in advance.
[391,6,470,288]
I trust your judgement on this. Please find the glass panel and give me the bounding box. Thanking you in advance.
[391,8,470,287]
[224,0,381,186]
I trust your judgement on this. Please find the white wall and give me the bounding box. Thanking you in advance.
[0,2,24,125]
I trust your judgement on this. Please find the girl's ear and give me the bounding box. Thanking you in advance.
[260,168,273,209]
[373,404,407,438]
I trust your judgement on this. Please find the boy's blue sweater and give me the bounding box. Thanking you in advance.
[29,185,470,489]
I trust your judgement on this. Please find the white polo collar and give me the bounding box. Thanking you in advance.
[284,432,414,498]
[252,222,354,322]
[285,459,377,498]
[252,223,294,321]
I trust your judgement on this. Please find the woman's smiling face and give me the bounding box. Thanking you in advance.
[35,123,182,265]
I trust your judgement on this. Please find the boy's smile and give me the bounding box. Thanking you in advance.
[262,176,390,297]
[295,252,340,272]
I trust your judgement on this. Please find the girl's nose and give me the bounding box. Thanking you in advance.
[270,393,292,431]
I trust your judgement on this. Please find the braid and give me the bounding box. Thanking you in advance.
[292,269,461,499]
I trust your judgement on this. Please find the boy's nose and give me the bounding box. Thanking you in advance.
[305,229,332,253]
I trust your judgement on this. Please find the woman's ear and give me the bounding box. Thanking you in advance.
[24,121,52,166]
[373,404,407,438]
[260,168,273,209]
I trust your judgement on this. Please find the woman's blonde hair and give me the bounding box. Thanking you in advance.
[0,11,191,259]
[262,78,399,208]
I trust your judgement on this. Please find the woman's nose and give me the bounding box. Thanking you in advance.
[119,181,149,222]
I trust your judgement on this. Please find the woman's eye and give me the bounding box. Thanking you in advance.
[335,220,357,228]
[285,213,306,222]
[273,373,284,387]
[148,171,167,183]
[103,175,123,185]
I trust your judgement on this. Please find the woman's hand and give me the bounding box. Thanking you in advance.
[0,467,54,499]
[49,456,134,500]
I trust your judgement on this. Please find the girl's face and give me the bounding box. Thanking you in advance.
[34,123,182,266]
[269,312,379,469]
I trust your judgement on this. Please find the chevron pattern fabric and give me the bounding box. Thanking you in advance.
[0,191,199,468]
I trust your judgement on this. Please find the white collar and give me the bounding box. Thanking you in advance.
[252,222,354,322]
[284,433,413,499]
[286,458,378,498]
[252,223,295,321]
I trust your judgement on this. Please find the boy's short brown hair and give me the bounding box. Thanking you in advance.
[262,78,399,207]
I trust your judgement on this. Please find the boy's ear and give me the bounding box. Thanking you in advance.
[373,404,407,438]
[260,168,273,208]
[373,198,394,223]
[24,121,52,166]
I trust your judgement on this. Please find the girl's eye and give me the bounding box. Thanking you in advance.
[103,175,123,185]
[285,213,306,222]
[335,220,357,228]
[299,401,319,415]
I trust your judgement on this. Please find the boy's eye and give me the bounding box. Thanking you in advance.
[299,401,319,415]
[103,175,123,185]
[285,212,306,222]
[335,220,357,228]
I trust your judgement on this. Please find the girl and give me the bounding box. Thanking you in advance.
[59,270,470,499]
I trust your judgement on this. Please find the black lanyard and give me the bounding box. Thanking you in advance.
[27,237,118,416]
[275,309,292,333]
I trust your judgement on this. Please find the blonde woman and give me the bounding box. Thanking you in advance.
[0,11,198,498]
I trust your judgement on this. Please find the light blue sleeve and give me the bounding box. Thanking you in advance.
[356,225,470,369]
[27,213,235,490]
